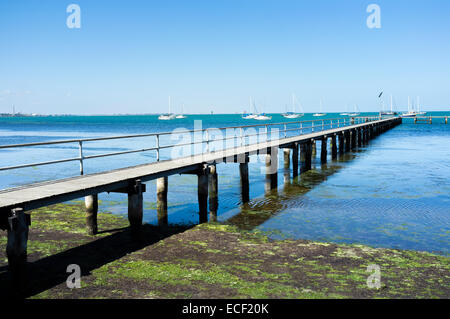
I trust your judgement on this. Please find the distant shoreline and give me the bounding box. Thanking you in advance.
[1,111,449,118]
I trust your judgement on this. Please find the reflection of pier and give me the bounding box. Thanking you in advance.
[226,151,357,231]
[0,116,401,287]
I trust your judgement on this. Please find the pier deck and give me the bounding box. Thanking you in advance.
[0,117,398,212]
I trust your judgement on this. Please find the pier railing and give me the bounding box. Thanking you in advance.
[0,116,381,176]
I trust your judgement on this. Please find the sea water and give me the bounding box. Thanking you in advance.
[0,112,449,255]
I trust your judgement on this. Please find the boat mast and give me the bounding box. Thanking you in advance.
[390,95,393,113]
[417,96,420,113]
[292,93,296,113]
[169,96,171,114]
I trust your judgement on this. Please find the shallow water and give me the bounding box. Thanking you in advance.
[0,113,449,255]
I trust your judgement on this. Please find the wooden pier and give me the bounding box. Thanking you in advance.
[0,116,402,287]
[412,116,449,124]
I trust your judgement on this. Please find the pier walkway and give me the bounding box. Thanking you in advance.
[0,116,401,286]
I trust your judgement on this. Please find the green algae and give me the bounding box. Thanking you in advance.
[1,204,449,299]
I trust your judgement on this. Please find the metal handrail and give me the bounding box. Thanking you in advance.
[0,116,380,174]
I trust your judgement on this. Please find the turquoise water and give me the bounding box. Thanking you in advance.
[0,112,449,255]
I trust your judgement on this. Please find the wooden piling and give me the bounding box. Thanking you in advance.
[357,129,362,147]
[304,141,312,172]
[351,130,357,149]
[6,208,29,289]
[311,140,316,157]
[331,135,337,160]
[208,165,218,222]
[321,137,327,163]
[283,149,290,169]
[85,194,98,235]
[345,131,351,152]
[239,162,250,203]
[265,148,278,192]
[338,133,345,155]
[198,166,209,223]
[292,144,299,178]
[128,180,144,236]
[156,176,168,226]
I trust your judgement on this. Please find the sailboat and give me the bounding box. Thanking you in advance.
[254,113,272,120]
[416,96,426,115]
[313,99,326,117]
[402,96,420,118]
[340,105,349,116]
[242,97,258,119]
[175,104,187,119]
[282,94,304,119]
[158,96,176,120]
[347,105,360,116]
[381,95,397,115]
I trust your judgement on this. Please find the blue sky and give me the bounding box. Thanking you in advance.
[0,0,449,114]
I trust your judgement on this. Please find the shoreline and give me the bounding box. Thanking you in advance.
[0,203,448,299]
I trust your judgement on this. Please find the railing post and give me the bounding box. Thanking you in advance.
[284,124,287,138]
[300,122,303,134]
[205,129,209,153]
[240,127,244,146]
[156,134,160,161]
[78,141,84,175]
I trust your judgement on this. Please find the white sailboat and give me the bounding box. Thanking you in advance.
[340,105,349,116]
[175,103,187,119]
[282,94,304,119]
[254,113,272,120]
[347,105,360,116]
[402,96,420,118]
[381,95,396,115]
[416,96,426,115]
[242,97,258,119]
[313,99,326,117]
[158,96,176,120]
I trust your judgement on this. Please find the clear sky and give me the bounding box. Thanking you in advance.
[0,0,449,114]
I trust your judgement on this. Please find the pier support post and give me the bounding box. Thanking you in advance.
[198,165,209,223]
[292,144,299,178]
[304,141,312,172]
[357,129,362,147]
[208,165,218,222]
[321,137,327,164]
[300,143,307,173]
[283,149,290,169]
[311,140,316,157]
[331,135,337,160]
[265,147,278,192]
[351,130,357,149]
[338,133,345,155]
[345,131,351,152]
[85,194,98,235]
[6,208,30,289]
[128,180,144,237]
[239,160,250,204]
[156,177,168,226]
